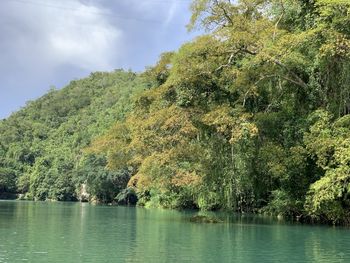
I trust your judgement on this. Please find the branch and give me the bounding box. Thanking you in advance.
[213,0,233,26]
[270,58,308,88]
[215,53,235,72]
[243,74,277,107]
[238,48,308,89]
[273,0,285,41]
[265,77,283,112]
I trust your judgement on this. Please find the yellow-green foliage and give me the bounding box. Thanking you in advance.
[1,0,350,224]
[86,0,350,221]
[0,70,147,201]
[305,112,350,223]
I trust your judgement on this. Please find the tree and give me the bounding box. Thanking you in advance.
[304,111,350,223]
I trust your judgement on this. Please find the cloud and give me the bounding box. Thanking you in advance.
[0,0,122,72]
[0,0,196,119]
[47,4,122,70]
[121,0,184,27]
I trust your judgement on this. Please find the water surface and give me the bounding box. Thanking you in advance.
[0,201,349,262]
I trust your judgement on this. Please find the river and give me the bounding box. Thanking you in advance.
[0,201,349,262]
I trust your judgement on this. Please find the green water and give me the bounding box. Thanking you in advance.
[0,201,349,262]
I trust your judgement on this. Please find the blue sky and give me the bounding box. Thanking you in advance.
[0,0,198,119]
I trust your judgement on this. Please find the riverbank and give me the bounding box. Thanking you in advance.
[0,192,17,200]
[2,196,347,226]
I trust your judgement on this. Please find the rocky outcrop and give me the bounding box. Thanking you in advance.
[79,184,90,202]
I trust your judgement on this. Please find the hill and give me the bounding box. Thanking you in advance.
[0,70,147,202]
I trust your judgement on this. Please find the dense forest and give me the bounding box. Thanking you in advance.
[0,70,147,202]
[1,0,350,224]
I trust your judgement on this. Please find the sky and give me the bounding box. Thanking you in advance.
[0,0,198,119]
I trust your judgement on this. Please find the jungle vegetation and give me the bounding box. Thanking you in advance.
[1,0,350,224]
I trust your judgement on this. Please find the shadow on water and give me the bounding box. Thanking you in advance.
[1,201,350,263]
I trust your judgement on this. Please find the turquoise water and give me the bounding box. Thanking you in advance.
[0,201,349,262]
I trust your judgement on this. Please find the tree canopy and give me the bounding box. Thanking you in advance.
[1,0,350,224]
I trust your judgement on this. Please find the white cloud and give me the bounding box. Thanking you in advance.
[0,0,196,119]
[0,0,122,72]
[47,4,122,70]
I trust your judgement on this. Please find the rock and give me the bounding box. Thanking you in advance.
[79,183,90,202]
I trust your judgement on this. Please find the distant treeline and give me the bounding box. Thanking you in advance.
[1,0,350,225]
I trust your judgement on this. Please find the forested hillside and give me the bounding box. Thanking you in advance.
[1,0,350,224]
[0,70,147,202]
[90,0,350,224]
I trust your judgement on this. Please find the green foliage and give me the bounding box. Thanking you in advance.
[0,70,147,201]
[262,190,304,218]
[304,111,350,223]
[85,0,350,224]
[1,0,350,224]
[143,52,174,87]
[115,187,137,205]
[0,168,16,193]
[78,154,130,203]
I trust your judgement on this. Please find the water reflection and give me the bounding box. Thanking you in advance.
[0,201,349,263]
